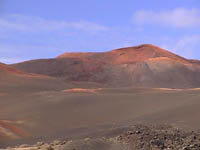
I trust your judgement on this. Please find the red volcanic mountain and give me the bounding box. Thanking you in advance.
[11,44,200,88]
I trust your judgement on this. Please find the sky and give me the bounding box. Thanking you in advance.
[0,0,200,64]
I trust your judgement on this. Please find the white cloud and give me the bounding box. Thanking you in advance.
[161,35,200,59]
[133,8,200,28]
[0,14,109,33]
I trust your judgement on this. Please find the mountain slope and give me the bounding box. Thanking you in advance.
[0,62,45,78]
[0,62,69,93]
[10,44,200,88]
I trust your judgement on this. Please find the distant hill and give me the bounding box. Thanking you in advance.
[0,62,63,92]
[0,63,24,75]
[0,62,48,81]
[10,44,200,88]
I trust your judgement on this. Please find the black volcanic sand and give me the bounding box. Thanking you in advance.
[1,85,200,148]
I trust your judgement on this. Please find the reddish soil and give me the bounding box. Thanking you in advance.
[62,88,102,94]
[0,93,7,96]
[0,120,29,140]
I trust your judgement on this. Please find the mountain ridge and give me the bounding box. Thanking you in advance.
[56,44,190,64]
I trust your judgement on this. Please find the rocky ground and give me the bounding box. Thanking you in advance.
[4,124,200,150]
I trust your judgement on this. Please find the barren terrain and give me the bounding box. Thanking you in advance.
[1,86,200,148]
[1,44,200,149]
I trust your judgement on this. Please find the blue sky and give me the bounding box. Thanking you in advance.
[0,0,200,64]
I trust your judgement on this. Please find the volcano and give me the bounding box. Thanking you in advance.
[11,44,200,88]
